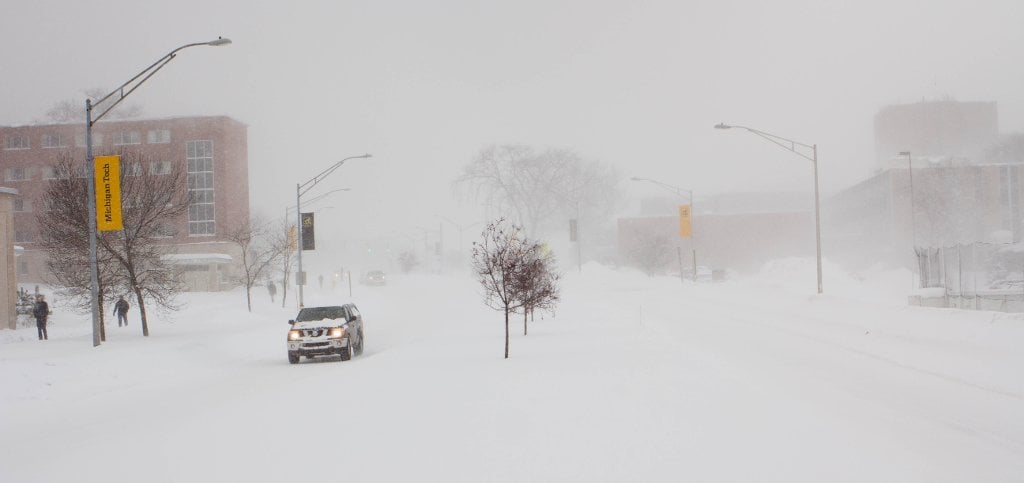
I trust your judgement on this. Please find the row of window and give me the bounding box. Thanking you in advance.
[2,129,172,150]
[4,160,175,181]
[14,223,178,243]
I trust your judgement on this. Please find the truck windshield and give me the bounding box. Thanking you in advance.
[296,306,345,322]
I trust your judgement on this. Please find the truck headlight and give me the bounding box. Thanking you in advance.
[328,327,346,338]
[288,329,301,341]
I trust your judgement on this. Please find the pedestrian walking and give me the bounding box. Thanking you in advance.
[33,295,50,340]
[113,296,130,327]
[267,280,277,303]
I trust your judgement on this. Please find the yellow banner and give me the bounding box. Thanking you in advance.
[95,156,123,231]
[678,204,692,238]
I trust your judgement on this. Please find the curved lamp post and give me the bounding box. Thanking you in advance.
[630,177,696,283]
[715,122,823,294]
[85,37,232,346]
[296,154,371,307]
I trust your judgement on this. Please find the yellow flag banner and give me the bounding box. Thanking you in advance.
[678,204,692,238]
[95,155,123,231]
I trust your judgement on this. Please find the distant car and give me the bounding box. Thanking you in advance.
[361,270,386,286]
[286,304,364,364]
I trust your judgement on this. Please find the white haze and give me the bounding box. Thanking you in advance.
[2,0,1024,255]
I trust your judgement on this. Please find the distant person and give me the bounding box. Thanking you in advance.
[113,296,130,327]
[318,274,324,289]
[267,280,277,303]
[33,295,50,340]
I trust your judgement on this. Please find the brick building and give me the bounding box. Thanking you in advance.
[1,115,249,291]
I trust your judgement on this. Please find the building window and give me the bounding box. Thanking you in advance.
[112,131,141,145]
[13,198,29,212]
[74,163,90,178]
[41,133,67,148]
[123,161,143,176]
[41,166,59,180]
[75,133,104,147]
[18,260,28,275]
[153,224,175,238]
[5,166,27,181]
[187,140,215,236]
[150,160,172,175]
[4,134,30,150]
[15,232,32,243]
[147,129,171,144]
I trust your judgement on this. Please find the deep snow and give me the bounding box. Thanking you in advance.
[2,258,1023,482]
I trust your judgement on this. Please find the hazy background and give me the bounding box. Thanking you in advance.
[3,0,1023,266]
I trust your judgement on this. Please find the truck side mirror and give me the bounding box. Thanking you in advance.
[288,320,295,325]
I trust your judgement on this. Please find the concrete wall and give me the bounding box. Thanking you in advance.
[0,187,17,330]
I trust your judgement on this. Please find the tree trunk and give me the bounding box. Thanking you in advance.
[245,283,252,312]
[281,271,290,308]
[134,287,149,337]
[504,305,510,359]
[523,309,528,336]
[98,292,106,342]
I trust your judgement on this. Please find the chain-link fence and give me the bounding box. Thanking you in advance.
[915,242,1024,312]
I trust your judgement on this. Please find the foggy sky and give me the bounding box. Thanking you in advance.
[3,0,1023,261]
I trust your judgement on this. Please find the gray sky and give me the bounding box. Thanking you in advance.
[3,0,1023,256]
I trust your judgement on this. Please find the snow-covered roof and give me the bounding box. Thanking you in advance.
[160,253,233,265]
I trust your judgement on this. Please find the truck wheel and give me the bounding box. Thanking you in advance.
[355,331,364,356]
[339,343,353,361]
[288,352,300,364]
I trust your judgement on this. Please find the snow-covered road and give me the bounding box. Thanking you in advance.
[2,261,1023,482]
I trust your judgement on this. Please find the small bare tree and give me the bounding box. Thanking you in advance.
[472,218,560,358]
[225,216,286,312]
[273,219,297,308]
[514,246,560,336]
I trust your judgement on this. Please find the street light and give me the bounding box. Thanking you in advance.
[296,154,371,307]
[435,215,484,256]
[715,122,823,294]
[898,150,917,289]
[630,177,696,283]
[85,37,232,346]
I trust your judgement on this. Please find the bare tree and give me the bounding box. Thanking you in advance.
[454,144,622,238]
[42,88,144,124]
[472,218,560,357]
[623,230,674,276]
[513,245,560,336]
[398,250,419,273]
[273,219,297,308]
[472,219,526,358]
[225,216,286,312]
[96,152,189,337]
[37,157,116,339]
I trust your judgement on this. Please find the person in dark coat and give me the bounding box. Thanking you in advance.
[113,296,130,327]
[33,295,50,340]
[267,281,277,303]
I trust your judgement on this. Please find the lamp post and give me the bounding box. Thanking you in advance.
[898,151,917,289]
[715,122,823,294]
[296,154,371,308]
[84,37,231,346]
[630,177,696,283]
[898,151,915,248]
